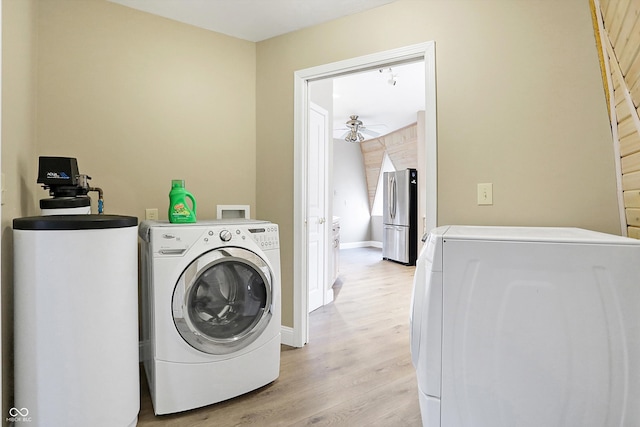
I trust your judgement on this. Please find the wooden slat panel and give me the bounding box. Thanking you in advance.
[627,226,640,239]
[607,0,631,44]
[625,44,640,90]
[631,80,640,106]
[612,71,622,95]
[611,58,623,86]
[359,138,384,153]
[603,0,616,23]
[620,130,640,156]
[360,138,384,208]
[613,83,626,107]
[624,189,640,207]
[625,207,640,226]
[601,0,640,233]
[621,151,640,173]
[612,0,634,46]
[612,0,640,49]
[617,115,637,137]
[618,13,640,73]
[615,93,632,121]
[386,132,418,171]
[622,169,640,190]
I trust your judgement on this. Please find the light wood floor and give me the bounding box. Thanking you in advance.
[137,247,421,426]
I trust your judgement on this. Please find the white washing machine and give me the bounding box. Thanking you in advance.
[139,219,281,415]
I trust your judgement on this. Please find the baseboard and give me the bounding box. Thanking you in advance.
[280,326,295,347]
[340,241,382,249]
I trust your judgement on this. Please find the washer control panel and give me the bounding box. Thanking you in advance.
[202,223,279,250]
[246,224,279,250]
[150,221,279,255]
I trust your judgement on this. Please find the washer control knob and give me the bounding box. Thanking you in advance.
[219,229,232,242]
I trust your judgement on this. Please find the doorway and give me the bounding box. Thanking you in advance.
[292,42,437,347]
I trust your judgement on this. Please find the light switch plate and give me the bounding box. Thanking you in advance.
[477,183,493,205]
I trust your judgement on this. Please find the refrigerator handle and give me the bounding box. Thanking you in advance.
[393,175,398,218]
[387,175,393,220]
[391,175,397,219]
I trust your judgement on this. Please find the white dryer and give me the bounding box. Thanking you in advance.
[139,219,281,415]
[410,226,640,427]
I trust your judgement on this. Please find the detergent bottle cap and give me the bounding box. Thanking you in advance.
[171,179,185,189]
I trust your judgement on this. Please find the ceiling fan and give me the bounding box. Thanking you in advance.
[336,115,385,143]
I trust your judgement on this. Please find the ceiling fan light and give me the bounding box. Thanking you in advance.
[345,129,364,143]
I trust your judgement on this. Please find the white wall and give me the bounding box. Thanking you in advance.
[371,215,383,243]
[332,138,371,245]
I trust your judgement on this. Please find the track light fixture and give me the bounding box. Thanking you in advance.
[379,67,397,86]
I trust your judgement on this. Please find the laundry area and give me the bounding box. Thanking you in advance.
[3,0,640,426]
[11,156,282,425]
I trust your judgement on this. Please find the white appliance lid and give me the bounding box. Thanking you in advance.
[13,214,138,230]
[436,225,640,245]
[137,219,271,241]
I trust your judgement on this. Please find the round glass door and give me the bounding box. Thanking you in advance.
[172,247,273,355]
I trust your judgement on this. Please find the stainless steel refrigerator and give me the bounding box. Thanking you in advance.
[383,168,418,265]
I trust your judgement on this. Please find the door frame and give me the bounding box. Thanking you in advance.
[292,42,438,347]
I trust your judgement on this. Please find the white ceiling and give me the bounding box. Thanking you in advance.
[330,61,425,140]
[108,0,396,42]
[108,0,423,139]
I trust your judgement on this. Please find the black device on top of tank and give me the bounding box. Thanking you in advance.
[37,156,88,198]
[37,156,104,214]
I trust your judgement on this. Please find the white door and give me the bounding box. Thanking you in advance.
[307,102,328,313]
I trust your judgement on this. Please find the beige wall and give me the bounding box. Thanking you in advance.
[0,0,623,403]
[36,0,257,219]
[256,0,621,327]
[1,0,39,415]
[1,0,257,411]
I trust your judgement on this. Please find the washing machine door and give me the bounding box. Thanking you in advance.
[172,247,273,355]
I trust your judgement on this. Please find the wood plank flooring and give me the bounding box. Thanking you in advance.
[137,247,421,426]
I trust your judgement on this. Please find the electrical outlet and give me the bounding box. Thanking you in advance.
[477,183,493,205]
[145,208,159,220]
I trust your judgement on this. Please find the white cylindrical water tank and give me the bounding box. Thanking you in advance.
[13,215,139,427]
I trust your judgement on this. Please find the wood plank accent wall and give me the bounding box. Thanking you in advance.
[595,0,640,238]
[358,123,418,209]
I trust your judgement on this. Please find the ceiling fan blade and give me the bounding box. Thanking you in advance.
[361,128,380,137]
[363,124,388,130]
